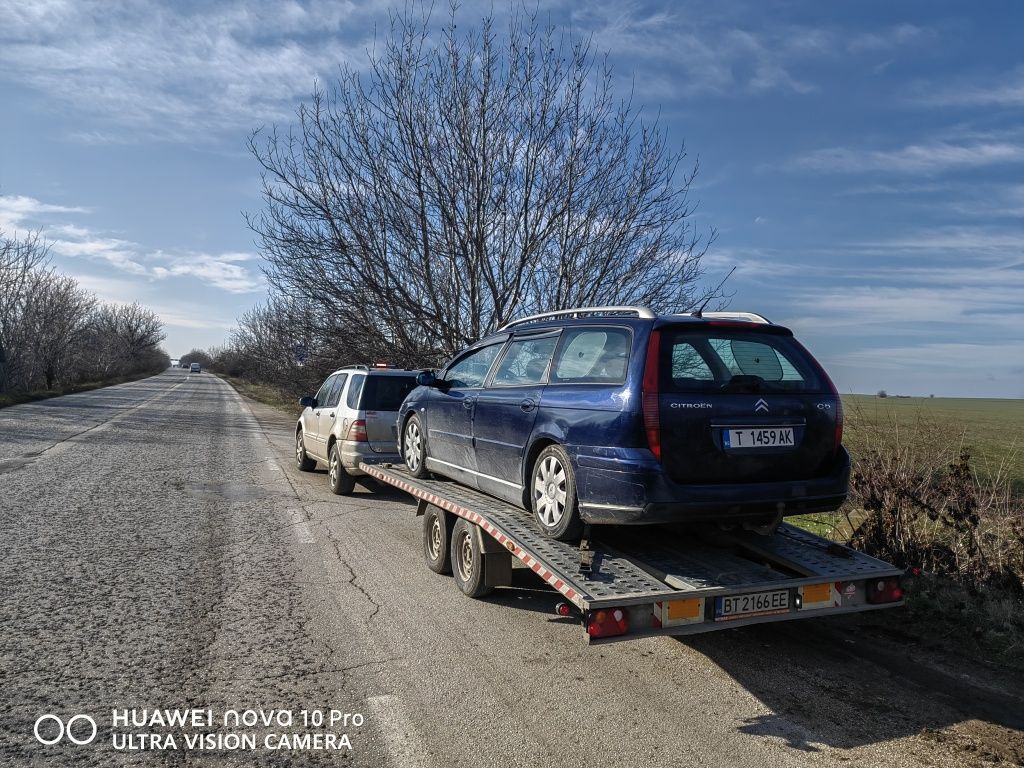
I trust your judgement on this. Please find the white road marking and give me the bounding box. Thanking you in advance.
[365,695,429,768]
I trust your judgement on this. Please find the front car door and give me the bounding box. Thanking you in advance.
[315,373,348,456]
[425,342,505,488]
[304,374,337,460]
[473,331,560,504]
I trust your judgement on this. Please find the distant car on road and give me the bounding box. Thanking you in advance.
[295,365,418,495]
[398,306,849,541]
[189,363,201,373]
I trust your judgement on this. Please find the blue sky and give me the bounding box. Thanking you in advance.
[1,0,1021,397]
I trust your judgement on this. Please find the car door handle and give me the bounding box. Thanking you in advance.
[462,398,476,409]
[328,411,335,418]
[520,399,536,412]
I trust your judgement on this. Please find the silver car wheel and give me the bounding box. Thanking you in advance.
[404,420,422,471]
[296,434,304,463]
[329,449,339,486]
[533,455,567,527]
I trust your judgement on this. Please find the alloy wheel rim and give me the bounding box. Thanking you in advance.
[533,455,567,527]
[330,451,338,486]
[296,435,303,462]
[405,421,421,470]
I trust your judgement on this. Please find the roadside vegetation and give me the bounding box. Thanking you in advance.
[0,229,169,407]
[797,397,1024,669]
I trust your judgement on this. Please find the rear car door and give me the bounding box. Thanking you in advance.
[426,342,504,487]
[654,325,840,484]
[473,331,560,499]
[315,373,347,454]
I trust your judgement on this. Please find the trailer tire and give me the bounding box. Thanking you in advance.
[451,518,493,598]
[423,505,453,575]
[530,444,583,541]
[403,414,430,478]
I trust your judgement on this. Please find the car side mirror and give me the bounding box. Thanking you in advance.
[416,370,437,387]
[299,396,316,408]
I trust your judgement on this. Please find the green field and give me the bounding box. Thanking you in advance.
[840,394,1024,493]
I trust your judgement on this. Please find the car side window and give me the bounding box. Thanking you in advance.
[491,335,558,386]
[442,344,503,389]
[552,328,632,384]
[315,374,338,406]
[346,374,366,409]
[324,373,347,408]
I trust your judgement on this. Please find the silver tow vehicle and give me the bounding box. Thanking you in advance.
[295,365,418,494]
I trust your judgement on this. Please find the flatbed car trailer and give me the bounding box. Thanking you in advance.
[360,463,905,644]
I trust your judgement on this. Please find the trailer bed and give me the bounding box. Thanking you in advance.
[360,462,904,642]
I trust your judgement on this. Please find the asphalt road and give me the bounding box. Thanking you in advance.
[1,370,1021,767]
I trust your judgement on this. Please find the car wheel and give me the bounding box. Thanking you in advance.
[295,431,316,471]
[451,518,493,598]
[531,445,583,541]
[328,442,356,495]
[423,504,453,575]
[403,414,429,478]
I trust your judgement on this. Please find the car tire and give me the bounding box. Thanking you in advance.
[451,518,493,598]
[296,430,316,471]
[403,414,430,478]
[423,505,453,575]
[328,442,356,495]
[530,444,583,541]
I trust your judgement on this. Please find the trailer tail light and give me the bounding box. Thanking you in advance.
[346,419,368,442]
[586,608,629,639]
[642,330,661,462]
[865,577,903,604]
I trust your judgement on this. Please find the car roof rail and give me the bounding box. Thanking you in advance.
[497,306,656,332]
[685,311,772,324]
[338,364,370,371]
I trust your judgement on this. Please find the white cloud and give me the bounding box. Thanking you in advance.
[847,23,933,53]
[0,0,375,141]
[791,141,1024,175]
[0,193,263,293]
[918,66,1024,108]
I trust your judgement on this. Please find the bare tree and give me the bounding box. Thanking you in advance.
[21,272,96,390]
[0,230,50,392]
[248,3,712,365]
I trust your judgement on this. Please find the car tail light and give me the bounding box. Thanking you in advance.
[834,396,844,454]
[865,577,903,604]
[346,419,368,442]
[642,330,661,461]
[586,608,629,639]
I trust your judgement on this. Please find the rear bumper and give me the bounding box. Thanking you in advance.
[574,446,851,525]
[339,441,402,475]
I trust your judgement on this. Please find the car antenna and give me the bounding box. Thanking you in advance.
[691,266,736,317]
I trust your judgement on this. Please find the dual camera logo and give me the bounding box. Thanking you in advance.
[34,714,98,746]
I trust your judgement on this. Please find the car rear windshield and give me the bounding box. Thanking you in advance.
[355,374,417,410]
[659,327,825,393]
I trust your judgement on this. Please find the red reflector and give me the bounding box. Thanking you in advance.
[586,608,629,639]
[347,419,368,441]
[642,330,661,462]
[555,602,572,617]
[866,577,903,604]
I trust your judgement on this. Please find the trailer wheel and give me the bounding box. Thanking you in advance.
[423,505,453,575]
[530,444,583,541]
[451,518,493,598]
[403,414,430,478]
